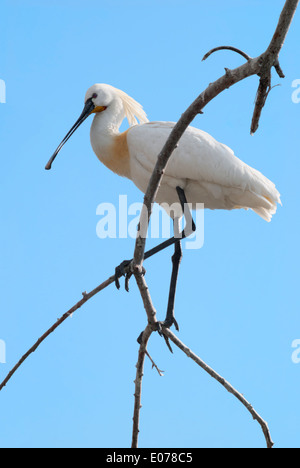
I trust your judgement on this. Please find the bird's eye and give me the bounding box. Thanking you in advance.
[92,93,98,99]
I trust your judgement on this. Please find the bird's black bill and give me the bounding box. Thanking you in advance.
[45,98,95,170]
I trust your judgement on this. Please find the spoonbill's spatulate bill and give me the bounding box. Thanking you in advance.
[46,83,281,330]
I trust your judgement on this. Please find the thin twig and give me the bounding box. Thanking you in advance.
[0,274,116,392]
[0,262,157,393]
[163,328,274,449]
[145,350,164,376]
[202,46,252,62]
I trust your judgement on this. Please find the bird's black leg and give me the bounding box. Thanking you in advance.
[115,186,196,295]
[163,220,182,331]
[144,187,196,261]
[158,187,195,332]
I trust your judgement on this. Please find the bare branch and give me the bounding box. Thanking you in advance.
[0,274,115,392]
[163,328,274,449]
[251,0,299,133]
[131,324,153,449]
[266,0,299,59]
[0,260,156,394]
[0,264,162,397]
[132,263,159,328]
[251,73,272,135]
[202,46,252,62]
[274,59,285,78]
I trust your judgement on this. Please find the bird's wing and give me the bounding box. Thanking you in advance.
[127,122,281,220]
[129,121,247,185]
[128,122,272,190]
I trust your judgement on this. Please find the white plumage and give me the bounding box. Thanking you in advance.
[86,84,281,222]
[46,83,281,222]
[45,83,282,328]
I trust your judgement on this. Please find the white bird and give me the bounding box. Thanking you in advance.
[46,83,281,331]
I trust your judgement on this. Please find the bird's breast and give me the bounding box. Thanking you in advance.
[91,129,132,179]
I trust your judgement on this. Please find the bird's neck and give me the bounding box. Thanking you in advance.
[91,111,121,146]
[91,100,124,134]
[90,110,131,179]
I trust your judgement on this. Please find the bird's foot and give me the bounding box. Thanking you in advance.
[160,316,180,332]
[136,317,179,354]
[153,317,179,353]
[115,259,132,292]
[137,326,174,354]
[115,260,146,292]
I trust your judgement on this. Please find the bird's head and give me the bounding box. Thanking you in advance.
[45,84,109,171]
[84,83,116,113]
[45,83,148,171]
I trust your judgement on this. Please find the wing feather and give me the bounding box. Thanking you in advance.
[127,122,281,220]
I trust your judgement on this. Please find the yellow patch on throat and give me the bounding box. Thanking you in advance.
[98,130,131,179]
[91,105,107,114]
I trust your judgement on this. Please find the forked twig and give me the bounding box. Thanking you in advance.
[163,328,274,449]
[145,350,164,376]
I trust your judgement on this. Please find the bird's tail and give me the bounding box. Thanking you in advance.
[252,200,280,222]
[247,168,281,222]
[230,166,281,222]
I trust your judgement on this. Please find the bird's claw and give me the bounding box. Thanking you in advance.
[161,317,180,332]
[115,260,132,291]
[125,271,133,293]
[115,260,146,292]
[137,325,173,353]
[154,318,179,353]
[136,316,179,354]
[154,323,173,353]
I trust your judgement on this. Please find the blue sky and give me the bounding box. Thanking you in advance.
[0,0,300,448]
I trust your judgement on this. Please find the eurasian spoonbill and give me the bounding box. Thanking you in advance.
[45,83,281,330]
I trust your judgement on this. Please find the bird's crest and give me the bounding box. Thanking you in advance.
[115,87,149,126]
